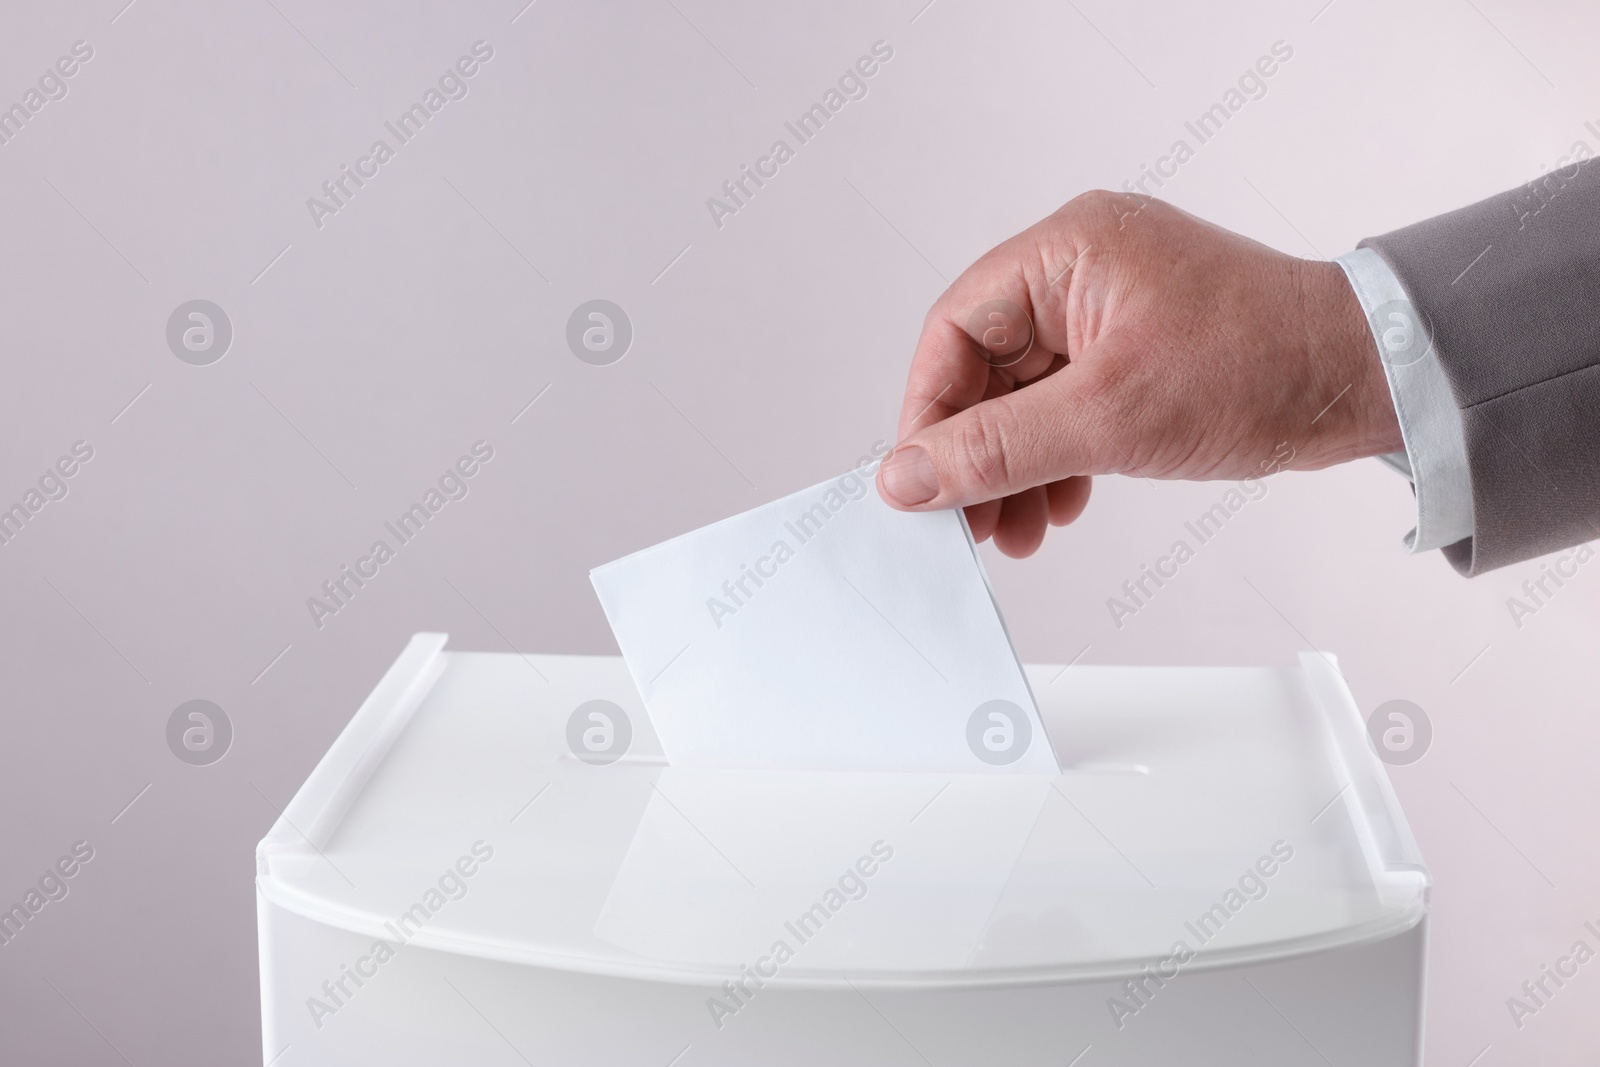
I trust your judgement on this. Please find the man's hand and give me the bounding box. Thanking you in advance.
[875,191,1402,557]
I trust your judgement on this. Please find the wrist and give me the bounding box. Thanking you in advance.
[1299,259,1404,462]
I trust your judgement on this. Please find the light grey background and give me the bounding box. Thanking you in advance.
[1,0,1596,1063]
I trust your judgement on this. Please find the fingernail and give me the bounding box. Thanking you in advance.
[880,446,939,506]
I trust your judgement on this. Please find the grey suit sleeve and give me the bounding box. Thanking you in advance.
[1358,159,1600,576]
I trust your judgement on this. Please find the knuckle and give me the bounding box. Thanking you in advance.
[953,407,1016,495]
[1070,188,1122,216]
[1060,187,1169,243]
[1063,189,1129,232]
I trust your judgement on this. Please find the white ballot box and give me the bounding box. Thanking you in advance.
[257,633,1429,1066]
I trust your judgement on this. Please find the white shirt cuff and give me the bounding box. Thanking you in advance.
[1334,248,1475,553]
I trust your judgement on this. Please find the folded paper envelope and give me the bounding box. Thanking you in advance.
[590,459,1056,773]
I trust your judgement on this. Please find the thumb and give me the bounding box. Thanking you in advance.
[877,365,1112,511]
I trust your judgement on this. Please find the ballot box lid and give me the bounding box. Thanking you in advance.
[256,633,1428,990]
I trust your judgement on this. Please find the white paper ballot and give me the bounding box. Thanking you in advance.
[590,457,1056,773]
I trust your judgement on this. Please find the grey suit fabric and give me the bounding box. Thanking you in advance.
[1360,160,1600,576]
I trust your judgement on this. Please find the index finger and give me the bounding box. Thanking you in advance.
[895,225,1087,440]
